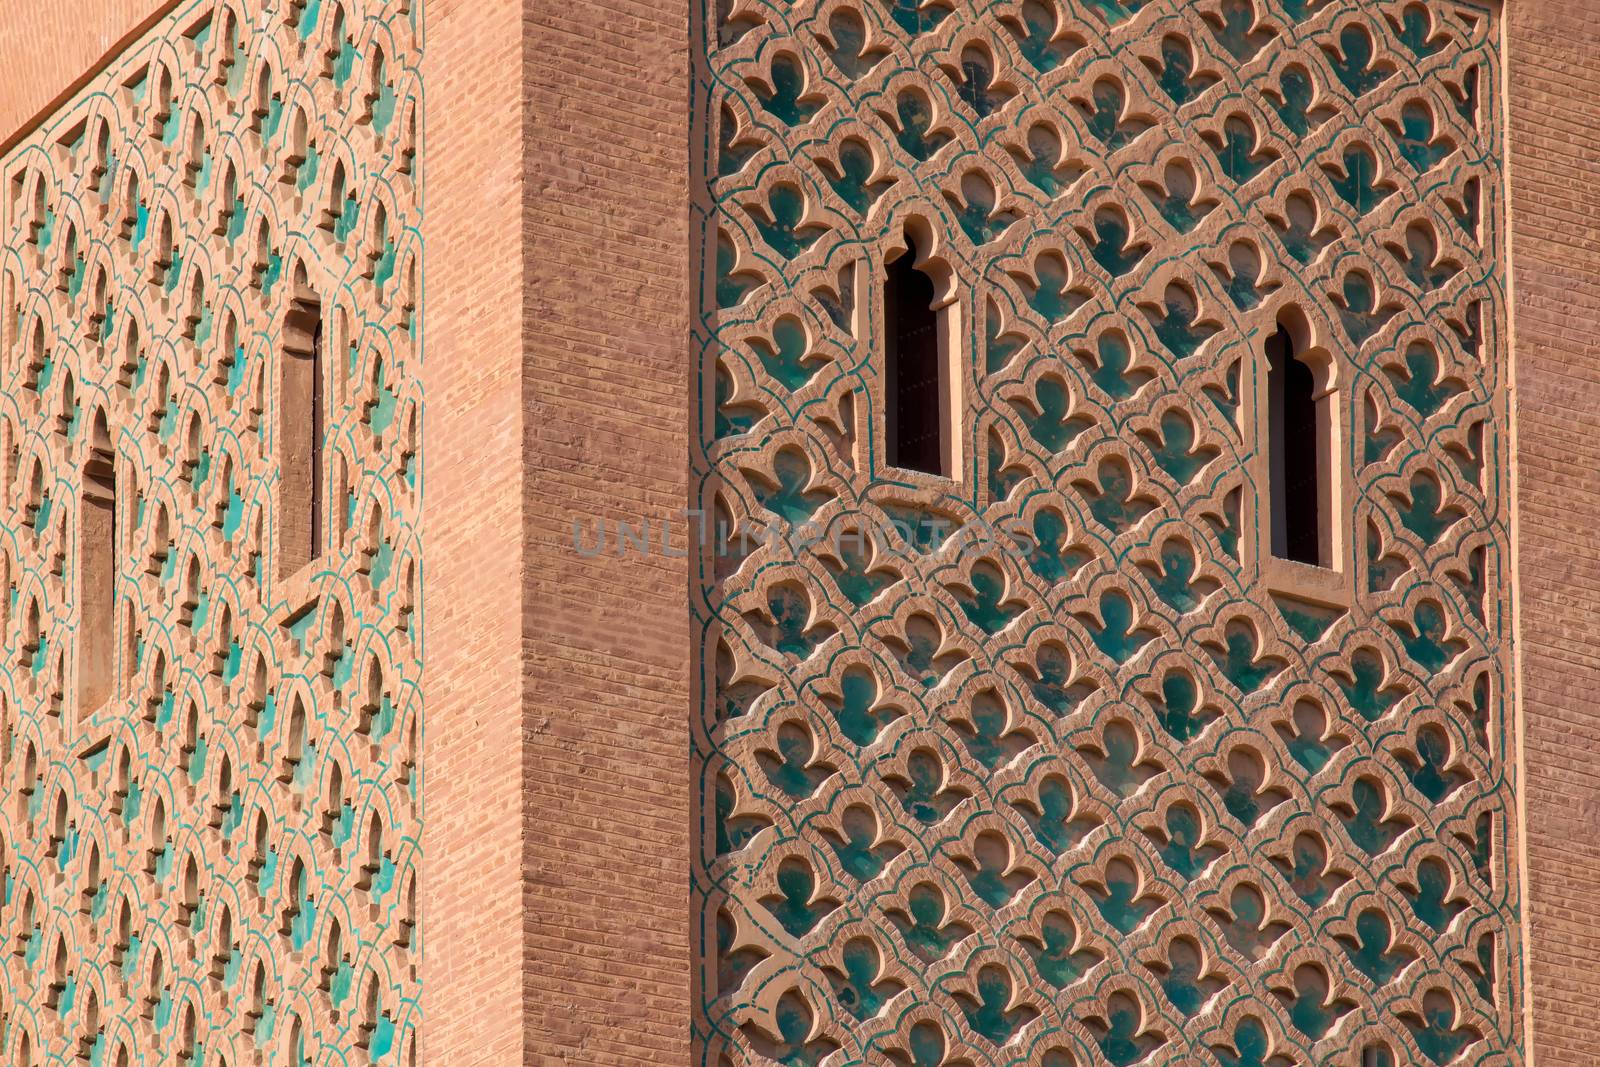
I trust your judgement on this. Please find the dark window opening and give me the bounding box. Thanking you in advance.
[884,233,945,476]
[279,289,324,577]
[1267,323,1323,566]
[80,417,116,713]
[310,319,325,557]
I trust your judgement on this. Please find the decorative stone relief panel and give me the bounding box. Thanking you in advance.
[692,0,1516,1064]
[0,0,421,1063]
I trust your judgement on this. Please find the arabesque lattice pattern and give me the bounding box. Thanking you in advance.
[693,0,1517,1063]
[0,0,421,1062]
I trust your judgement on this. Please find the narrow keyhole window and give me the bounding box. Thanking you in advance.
[80,413,116,714]
[279,283,324,577]
[884,232,946,476]
[1267,322,1324,566]
[310,318,325,553]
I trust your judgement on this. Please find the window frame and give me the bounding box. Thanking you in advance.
[1253,305,1352,609]
[866,216,964,488]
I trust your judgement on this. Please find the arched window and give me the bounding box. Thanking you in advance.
[279,280,324,576]
[80,412,116,713]
[884,230,946,476]
[1360,1045,1392,1067]
[1266,321,1324,566]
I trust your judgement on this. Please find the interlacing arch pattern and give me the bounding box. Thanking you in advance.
[693,0,1516,1064]
[0,0,421,1063]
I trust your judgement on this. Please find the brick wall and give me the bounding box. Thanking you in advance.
[0,0,181,152]
[1507,3,1600,1061]
[6,0,1600,1061]
[0,0,424,1062]
[694,0,1524,1062]
[520,0,692,1062]
[422,0,527,1062]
